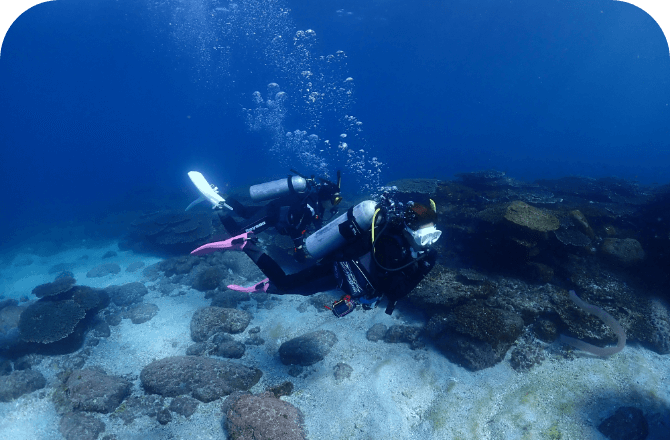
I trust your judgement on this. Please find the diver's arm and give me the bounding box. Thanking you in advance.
[226,197,258,218]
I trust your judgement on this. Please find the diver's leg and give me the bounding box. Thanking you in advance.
[220,198,267,235]
[219,214,242,236]
[226,198,263,219]
[241,240,265,263]
[227,205,277,236]
[239,248,337,295]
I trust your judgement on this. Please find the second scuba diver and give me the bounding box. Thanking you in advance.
[192,193,442,317]
[186,170,342,262]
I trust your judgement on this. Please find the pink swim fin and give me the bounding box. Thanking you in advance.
[227,278,270,293]
[191,232,253,256]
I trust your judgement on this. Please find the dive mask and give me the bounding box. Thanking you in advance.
[406,225,442,248]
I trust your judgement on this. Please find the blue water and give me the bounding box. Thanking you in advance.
[1,0,669,248]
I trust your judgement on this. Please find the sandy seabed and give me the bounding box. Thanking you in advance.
[1,242,669,440]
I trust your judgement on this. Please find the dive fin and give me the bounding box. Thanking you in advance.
[227,278,270,293]
[187,171,233,210]
[191,232,254,255]
[185,195,206,211]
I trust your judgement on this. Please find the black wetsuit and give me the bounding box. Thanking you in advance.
[251,223,437,315]
[221,189,326,258]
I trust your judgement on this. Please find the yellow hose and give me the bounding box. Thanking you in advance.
[372,208,381,253]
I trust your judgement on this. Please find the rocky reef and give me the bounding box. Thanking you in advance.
[389,172,670,371]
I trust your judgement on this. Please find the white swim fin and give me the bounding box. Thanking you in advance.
[185,195,206,211]
[187,171,233,211]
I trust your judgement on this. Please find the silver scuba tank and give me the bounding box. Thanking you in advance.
[249,176,308,202]
[305,200,378,259]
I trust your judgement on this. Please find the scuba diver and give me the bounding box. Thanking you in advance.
[192,191,442,316]
[186,169,342,261]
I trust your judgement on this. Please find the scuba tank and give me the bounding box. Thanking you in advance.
[249,176,308,202]
[305,200,378,259]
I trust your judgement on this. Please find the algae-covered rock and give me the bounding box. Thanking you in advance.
[86,263,121,278]
[192,267,224,292]
[569,210,595,238]
[408,264,496,314]
[0,370,46,402]
[66,369,131,413]
[190,307,252,341]
[504,201,559,232]
[223,391,307,440]
[600,238,645,266]
[426,304,524,371]
[140,356,262,402]
[278,330,337,366]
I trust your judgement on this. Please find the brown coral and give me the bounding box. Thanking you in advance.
[18,300,86,344]
[32,276,76,299]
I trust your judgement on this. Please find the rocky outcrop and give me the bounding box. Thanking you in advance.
[86,263,121,278]
[223,391,307,440]
[504,200,560,232]
[426,303,524,371]
[192,267,225,292]
[140,356,262,402]
[59,412,106,440]
[125,261,145,273]
[278,330,337,366]
[66,369,131,414]
[105,282,148,306]
[600,238,645,266]
[0,369,46,402]
[598,407,648,440]
[0,304,24,351]
[127,303,159,324]
[190,307,252,342]
[169,395,199,418]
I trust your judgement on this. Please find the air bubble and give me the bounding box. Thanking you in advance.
[176,0,383,188]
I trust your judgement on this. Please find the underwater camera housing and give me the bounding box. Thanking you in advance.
[325,294,356,318]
